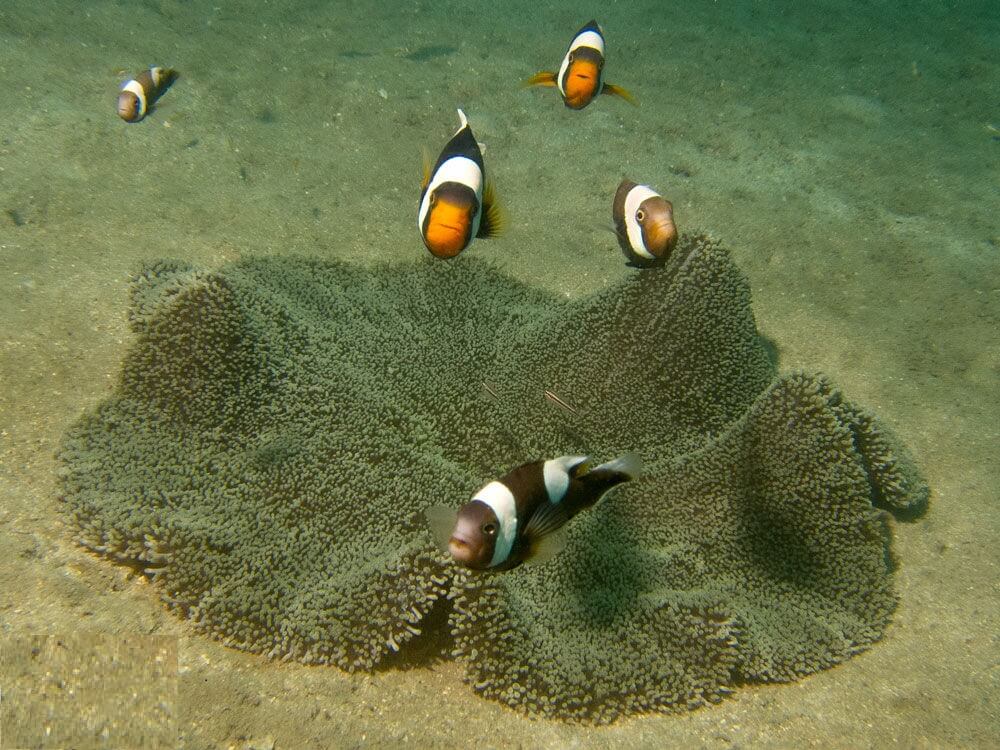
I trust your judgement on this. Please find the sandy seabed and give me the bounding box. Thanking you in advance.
[0,0,997,747]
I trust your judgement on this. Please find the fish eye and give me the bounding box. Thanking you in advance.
[429,193,438,206]
[636,209,645,222]
[482,523,496,536]
[568,52,575,63]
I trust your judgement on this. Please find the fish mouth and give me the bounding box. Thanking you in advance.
[644,220,678,255]
[423,197,471,257]
[424,223,467,258]
[564,87,595,109]
[448,535,478,565]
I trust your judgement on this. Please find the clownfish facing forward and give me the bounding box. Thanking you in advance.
[425,453,642,571]
[524,21,635,110]
[418,109,504,259]
[613,179,678,267]
[117,67,178,123]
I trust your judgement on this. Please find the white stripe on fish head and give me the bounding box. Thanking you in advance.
[474,480,518,568]
[121,80,148,118]
[417,155,484,235]
[623,184,661,260]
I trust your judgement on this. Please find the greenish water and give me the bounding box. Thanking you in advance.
[0,1,997,747]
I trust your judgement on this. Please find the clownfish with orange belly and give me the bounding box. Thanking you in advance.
[117,67,178,123]
[524,21,636,110]
[418,109,504,259]
[424,453,641,571]
[613,179,678,267]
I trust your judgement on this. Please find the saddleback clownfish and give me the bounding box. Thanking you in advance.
[425,453,641,571]
[117,67,178,123]
[418,109,503,259]
[612,179,678,267]
[524,21,635,110]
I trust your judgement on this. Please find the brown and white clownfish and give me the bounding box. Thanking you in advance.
[418,109,503,259]
[425,453,641,571]
[523,21,636,110]
[117,67,178,123]
[613,179,678,267]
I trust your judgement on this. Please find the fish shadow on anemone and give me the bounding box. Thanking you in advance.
[758,333,781,369]
[58,234,928,723]
[563,499,650,628]
[375,595,457,673]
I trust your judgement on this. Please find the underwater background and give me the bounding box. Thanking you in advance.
[0,0,996,747]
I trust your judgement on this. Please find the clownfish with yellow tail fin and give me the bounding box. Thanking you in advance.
[418,109,504,259]
[424,453,641,571]
[524,21,636,110]
[117,67,178,123]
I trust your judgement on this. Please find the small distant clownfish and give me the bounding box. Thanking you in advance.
[418,108,504,259]
[425,453,641,571]
[524,20,636,110]
[613,179,678,267]
[117,67,178,123]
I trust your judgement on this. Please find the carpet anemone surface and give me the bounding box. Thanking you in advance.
[59,234,928,722]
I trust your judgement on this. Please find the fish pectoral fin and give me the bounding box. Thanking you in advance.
[420,147,433,191]
[422,504,456,553]
[476,180,505,239]
[522,71,558,88]
[523,525,569,566]
[522,499,570,539]
[601,82,638,106]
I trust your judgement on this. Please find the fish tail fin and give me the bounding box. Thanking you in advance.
[591,452,643,482]
[522,71,558,88]
[601,82,638,106]
[476,180,506,239]
[456,108,469,130]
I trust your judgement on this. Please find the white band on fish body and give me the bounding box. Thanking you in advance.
[543,456,588,503]
[417,155,484,234]
[122,80,148,118]
[570,30,605,56]
[427,156,483,200]
[623,184,660,260]
[475,480,518,568]
[556,54,570,97]
[150,67,169,88]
